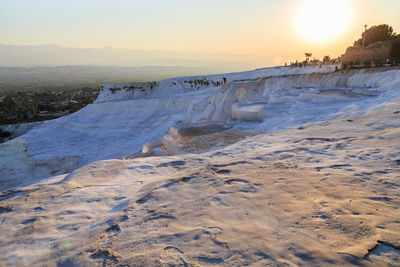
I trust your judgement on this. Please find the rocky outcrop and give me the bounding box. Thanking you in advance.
[95,82,158,103]
[160,121,255,155]
[162,121,234,155]
[231,104,266,121]
[341,41,393,65]
[0,121,43,142]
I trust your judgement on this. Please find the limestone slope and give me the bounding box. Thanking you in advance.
[0,66,399,266]
[0,97,399,266]
[1,66,399,191]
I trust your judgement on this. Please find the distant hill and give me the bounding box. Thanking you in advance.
[0,44,269,70]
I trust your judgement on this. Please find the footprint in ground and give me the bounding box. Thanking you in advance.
[90,248,120,264]
[215,169,231,174]
[220,178,256,194]
[224,178,249,185]
[0,206,13,213]
[157,161,186,168]
[160,246,187,266]
[197,256,224,265]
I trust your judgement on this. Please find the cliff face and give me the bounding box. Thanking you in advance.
[341,41,393,65]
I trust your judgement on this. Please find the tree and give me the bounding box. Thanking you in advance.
[354,24,397,47]
[391,37,400,61]
[323,55,331,63]
[305,53,312,62]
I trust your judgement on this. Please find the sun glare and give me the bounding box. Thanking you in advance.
[296,0,351,43]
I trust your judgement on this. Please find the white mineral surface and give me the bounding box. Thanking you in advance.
[0,66,399,266]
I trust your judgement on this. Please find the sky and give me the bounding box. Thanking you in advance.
[1,0,400,67]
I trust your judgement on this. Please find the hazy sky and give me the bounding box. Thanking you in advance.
[1,0,400,66]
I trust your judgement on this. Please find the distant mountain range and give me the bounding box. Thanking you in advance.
[0,44,270,70]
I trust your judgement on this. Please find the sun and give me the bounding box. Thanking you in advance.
[296,0,351,43]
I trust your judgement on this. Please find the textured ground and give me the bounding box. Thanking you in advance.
[0,98,399,266]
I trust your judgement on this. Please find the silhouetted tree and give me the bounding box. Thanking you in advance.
[391,37,400,61]
[323,55,331,63]
[305,53,312,62]
[354,24,397,47]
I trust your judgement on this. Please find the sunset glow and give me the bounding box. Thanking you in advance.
[296,0,352,43]
[1,0,400,66]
